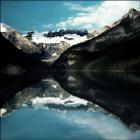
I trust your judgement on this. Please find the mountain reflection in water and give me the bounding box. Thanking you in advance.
[1,71,140,140]
[54,70,140,127]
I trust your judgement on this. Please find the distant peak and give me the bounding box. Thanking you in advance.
[111,8,140,28]
[0,23,7,32]
[127,8,140,18]
[0,23,15,32]
[128,8,137,14]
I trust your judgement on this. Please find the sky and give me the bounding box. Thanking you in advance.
[1,0,140,33]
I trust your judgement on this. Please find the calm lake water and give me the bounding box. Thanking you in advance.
[1,107,140,140]
[1,71,140,140]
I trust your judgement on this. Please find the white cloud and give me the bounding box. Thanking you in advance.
[64,2,97,12]
[42,24,53,28]
[56,1,140,29]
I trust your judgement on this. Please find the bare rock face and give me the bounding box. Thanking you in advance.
[1,24,70,63]
[52,9,140,127]
[24,31,87,64]
[1,23,88,64]
[53,9,140,71]
[1,23,41,54]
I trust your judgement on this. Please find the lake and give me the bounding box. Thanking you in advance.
[1,71,140,140]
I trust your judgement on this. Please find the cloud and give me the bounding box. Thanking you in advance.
[64,2,97,12]
[56,1,140,29]
[42,24,54,29]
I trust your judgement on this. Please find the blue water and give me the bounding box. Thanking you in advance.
[1,107,140,140]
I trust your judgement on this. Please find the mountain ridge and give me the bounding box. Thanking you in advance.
[53,8,140,71]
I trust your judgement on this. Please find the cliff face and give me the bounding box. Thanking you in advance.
[53,9,140,71]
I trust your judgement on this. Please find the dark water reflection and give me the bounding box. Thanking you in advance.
[54,70,140,126]
[1,71,140,140]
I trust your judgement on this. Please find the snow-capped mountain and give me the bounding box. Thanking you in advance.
[1,8,140,65]
[23,30,88,63]
[53,8,140,70]
[1,23,89,63]
[30,32,88,46]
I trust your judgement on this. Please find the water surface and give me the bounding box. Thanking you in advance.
[1,71,140,140]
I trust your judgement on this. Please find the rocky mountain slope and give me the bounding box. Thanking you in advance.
[1,23,88,64]
[0,33,48,78]
[24,30,88,63]
[1,23,41,54]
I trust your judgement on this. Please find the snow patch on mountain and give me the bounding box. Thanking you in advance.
[28,32,88,46]
[0,23,15,32]
[0,23,7,32]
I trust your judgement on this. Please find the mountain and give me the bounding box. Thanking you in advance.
[53,8,140,71]
[24,30,88,63]
[0,23,89,77]
[88,25,110,38]
[0,33,48,78]
[1,23,41,55]
[1,8,140,76]
[1,23,88,64]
